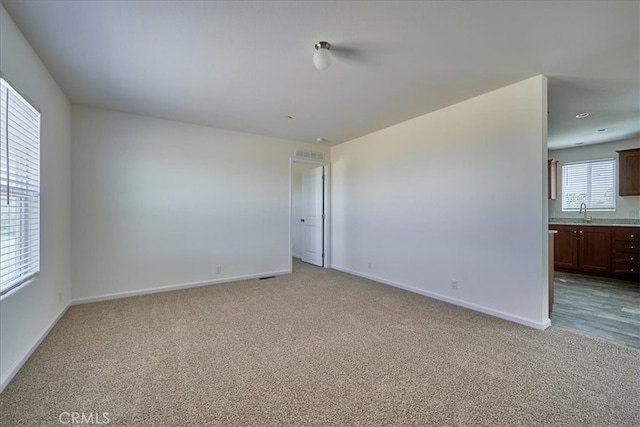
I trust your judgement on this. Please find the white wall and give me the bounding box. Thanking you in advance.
[549,137,640,219]
[71,106,328,301]
[0,4,72,390]
[331,76,549,329]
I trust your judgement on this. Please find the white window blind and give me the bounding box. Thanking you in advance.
[561,158,616,212]
[0,78,40,296]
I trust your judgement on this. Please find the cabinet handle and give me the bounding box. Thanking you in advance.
[580,230,583,234]
[632,234,635,238]
[574,231,577,234]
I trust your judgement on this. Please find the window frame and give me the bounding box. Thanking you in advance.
[561,158,616,212]
[0,76,41,298]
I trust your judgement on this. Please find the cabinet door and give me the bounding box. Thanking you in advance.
[578,227,612,272]
[618,148,640,196]
[553,227,579,269]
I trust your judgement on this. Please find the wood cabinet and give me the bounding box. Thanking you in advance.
[552,225,611,272]
[617,148,640,196]
[550,224,639,281]
[554,226,579,269]
[578,227,611,272]
[612,228,639,279]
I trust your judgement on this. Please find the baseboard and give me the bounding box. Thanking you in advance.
[1,301,71,393]
[70,270,291,306]
[332,265,550,331]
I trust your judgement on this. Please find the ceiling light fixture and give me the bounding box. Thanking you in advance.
[316,138,326,143]
[313,41,332,71]
[575,112,590,118]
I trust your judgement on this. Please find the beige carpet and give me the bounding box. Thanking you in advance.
[1,260,639,426]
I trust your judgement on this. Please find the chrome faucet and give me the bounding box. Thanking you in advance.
[579,202,592,223]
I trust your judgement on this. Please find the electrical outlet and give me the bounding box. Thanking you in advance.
[451,280,458,291]
[216,266,221,274]
[367,261,372,269]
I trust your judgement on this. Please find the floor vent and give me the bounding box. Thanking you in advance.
[294,149,324,161]
[259,276,276,280]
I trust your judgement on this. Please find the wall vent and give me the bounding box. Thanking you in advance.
[294,149,325,161]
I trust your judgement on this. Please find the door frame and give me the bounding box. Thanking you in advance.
[289,157,331,273]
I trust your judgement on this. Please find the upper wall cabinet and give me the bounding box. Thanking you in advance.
[617,148,640,196]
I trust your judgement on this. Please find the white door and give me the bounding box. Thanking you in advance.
[301,166,324,266]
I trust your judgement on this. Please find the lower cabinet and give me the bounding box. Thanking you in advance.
[552,225,611,272]
[554,227,579,269]
[612,228,640,278]
[579,227,612,272]
[550,225,639,281]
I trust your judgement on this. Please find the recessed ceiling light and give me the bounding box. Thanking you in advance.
[285,115,293,120]
[316,138,326,143]
[575,112,590,118]
[597,128,608,132]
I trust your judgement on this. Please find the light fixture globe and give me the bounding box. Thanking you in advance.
[313,41,332,71]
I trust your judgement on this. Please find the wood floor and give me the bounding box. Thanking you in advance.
[551,271,640,349]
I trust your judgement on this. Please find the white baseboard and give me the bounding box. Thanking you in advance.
[541,317,551,329]
[70,270,290,306]
[332,265,550,331]
[1,301,71,393]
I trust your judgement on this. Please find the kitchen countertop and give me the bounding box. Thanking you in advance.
[549,221,640,228]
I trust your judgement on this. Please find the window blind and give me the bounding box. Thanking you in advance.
[0,78,41,296]
[561,158,616,212]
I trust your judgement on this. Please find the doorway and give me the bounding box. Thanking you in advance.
[289,158,330,272]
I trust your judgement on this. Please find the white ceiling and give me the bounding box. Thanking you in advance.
[2,0,638,149]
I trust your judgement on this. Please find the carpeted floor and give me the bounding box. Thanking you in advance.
[1,259,639,426]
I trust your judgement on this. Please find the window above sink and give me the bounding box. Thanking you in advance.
[562,158,616,212]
